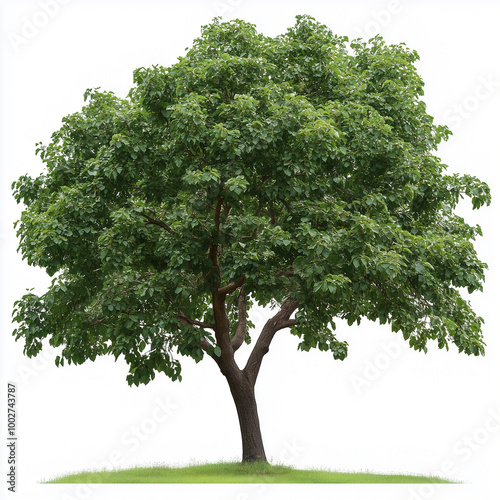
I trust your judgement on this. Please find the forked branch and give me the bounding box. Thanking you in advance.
[244,299,299,387]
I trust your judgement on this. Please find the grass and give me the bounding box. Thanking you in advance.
[45,461,456,484]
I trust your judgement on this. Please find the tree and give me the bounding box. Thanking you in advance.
[12,16,490,463]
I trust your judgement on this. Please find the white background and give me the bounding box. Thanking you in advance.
[1,1,499,499]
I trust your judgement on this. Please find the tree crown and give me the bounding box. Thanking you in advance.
[13,16,491,385]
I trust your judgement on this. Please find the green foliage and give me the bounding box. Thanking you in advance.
[12,16,490,384]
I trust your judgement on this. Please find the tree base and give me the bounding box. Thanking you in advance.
[242,456,268,464]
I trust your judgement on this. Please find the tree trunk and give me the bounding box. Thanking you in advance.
[211,297,299,463]
[206,235,298,463]
[224,368,267,463]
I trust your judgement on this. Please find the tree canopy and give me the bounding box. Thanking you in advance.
[13,16,491,389]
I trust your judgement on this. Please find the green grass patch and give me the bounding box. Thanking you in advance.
[45,461,455,484]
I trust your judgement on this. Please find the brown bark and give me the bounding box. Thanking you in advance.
[244,299,299,387]
[213,298,299,463]
[207,198,299,462]
[221,359,267,462]
[208,294,299,462]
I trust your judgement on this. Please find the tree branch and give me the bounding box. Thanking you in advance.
[231,287,247,352]
[177,310,215,330]
[244,299,299,387]
[256,175,271,192]
[140,212,175,234]
[175,313,216,359]
[209,245,221,288]
[218,274,246,296]
[198,338,213,352]
[211,273,245,357]
[209,197,224,289]
[278,319,297,330]
[214,197,223,231]
[208,198,248,363]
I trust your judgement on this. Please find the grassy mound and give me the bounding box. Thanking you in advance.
[45,461,455,484]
